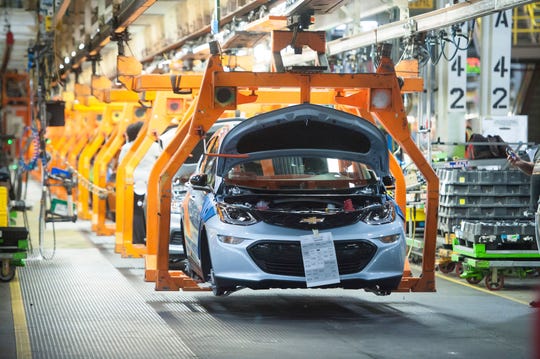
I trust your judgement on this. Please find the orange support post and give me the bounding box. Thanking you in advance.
[89,108,123,233]
[144,101,195,281]
[91,103,140,236]
[77,104,123,220]
[114,121,148,253]
[155,55,227,291]
[115,92,190,258]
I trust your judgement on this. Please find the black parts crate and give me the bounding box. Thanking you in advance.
[436,168,531,235]
[455,220,537,251]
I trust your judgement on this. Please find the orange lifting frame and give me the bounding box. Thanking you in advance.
[118,34,437,292]
[55,98,76,163]
[66,100,103,171]
[151,51,437,293]
[88,89,147,233]
[91,102,141,236]
[138,85,411,284]
[77,103,124,220]
[114,91,192,258]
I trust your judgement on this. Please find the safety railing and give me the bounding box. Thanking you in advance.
[513,2,540,45]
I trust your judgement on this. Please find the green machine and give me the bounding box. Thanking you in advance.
[0,226,28,281]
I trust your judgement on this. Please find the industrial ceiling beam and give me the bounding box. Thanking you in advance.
[140,0,268,64]
[61,0,157,78]
[282,0,535,66]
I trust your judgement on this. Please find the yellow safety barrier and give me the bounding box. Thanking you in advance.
[513,2,540,44]
[0,187,8,227]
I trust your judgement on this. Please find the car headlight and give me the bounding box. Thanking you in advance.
[216,203,259,225]
[360,202,396,225]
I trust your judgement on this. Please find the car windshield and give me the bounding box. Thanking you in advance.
[224,156,378,191]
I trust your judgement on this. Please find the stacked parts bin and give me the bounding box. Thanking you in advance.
[437,168,531,235]
[437,167,540,290]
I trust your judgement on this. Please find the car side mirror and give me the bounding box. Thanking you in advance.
[189,174,211,191]
[382,175,395,187]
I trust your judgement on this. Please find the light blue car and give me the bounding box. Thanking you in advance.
[182,104,406,296]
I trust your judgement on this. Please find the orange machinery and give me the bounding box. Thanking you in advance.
[90,99,145,236]
[112,89,192,257]
[85,88,146,235]
[116,29,437,294]
[76,103,124,220]
[65,91,104,174]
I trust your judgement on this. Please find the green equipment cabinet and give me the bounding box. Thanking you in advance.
[0,226,29,282]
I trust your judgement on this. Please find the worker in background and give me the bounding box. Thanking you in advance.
[507,148,540,214]
[465,119,473,142]
[118,121,149,244]
[507,149,540,312]
[130,119,179,244]
[118,121,144,163]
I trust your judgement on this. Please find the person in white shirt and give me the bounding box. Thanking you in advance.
[128,120,179,244]
[118,121,149,244]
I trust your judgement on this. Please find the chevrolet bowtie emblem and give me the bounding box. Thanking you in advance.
[300,216,324,225]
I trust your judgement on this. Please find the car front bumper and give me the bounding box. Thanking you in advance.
[204,216,406,291]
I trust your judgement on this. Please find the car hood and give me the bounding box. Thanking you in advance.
[215,104,390,177]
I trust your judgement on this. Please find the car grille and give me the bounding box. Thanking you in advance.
[247,240,376,276]
[257,211,360,230]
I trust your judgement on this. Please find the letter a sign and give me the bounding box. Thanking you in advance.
[489,10,511,115]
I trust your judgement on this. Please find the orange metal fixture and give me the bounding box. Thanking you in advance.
[77,104,123,220]
[66,101,103,170]
[114,92,191,258]
[91,103,141,236]
[148,39,437,293]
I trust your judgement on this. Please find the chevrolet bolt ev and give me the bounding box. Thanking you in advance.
[182,104,406,296]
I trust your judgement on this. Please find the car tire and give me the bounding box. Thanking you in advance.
[210,268,229,296]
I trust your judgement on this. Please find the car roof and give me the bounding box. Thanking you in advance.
[215,104,390,177]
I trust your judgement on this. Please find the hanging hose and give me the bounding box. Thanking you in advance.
[0,26,13,74]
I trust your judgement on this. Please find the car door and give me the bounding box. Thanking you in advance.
[183,135,221,264]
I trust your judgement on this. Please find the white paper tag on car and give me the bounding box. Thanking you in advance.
[300,232,340,287]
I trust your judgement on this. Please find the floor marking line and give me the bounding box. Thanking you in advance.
[435,273,529,307]
[436,272,531,306]
[10,275,32,359]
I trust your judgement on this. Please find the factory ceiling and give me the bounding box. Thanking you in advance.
[0,0,536,90]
